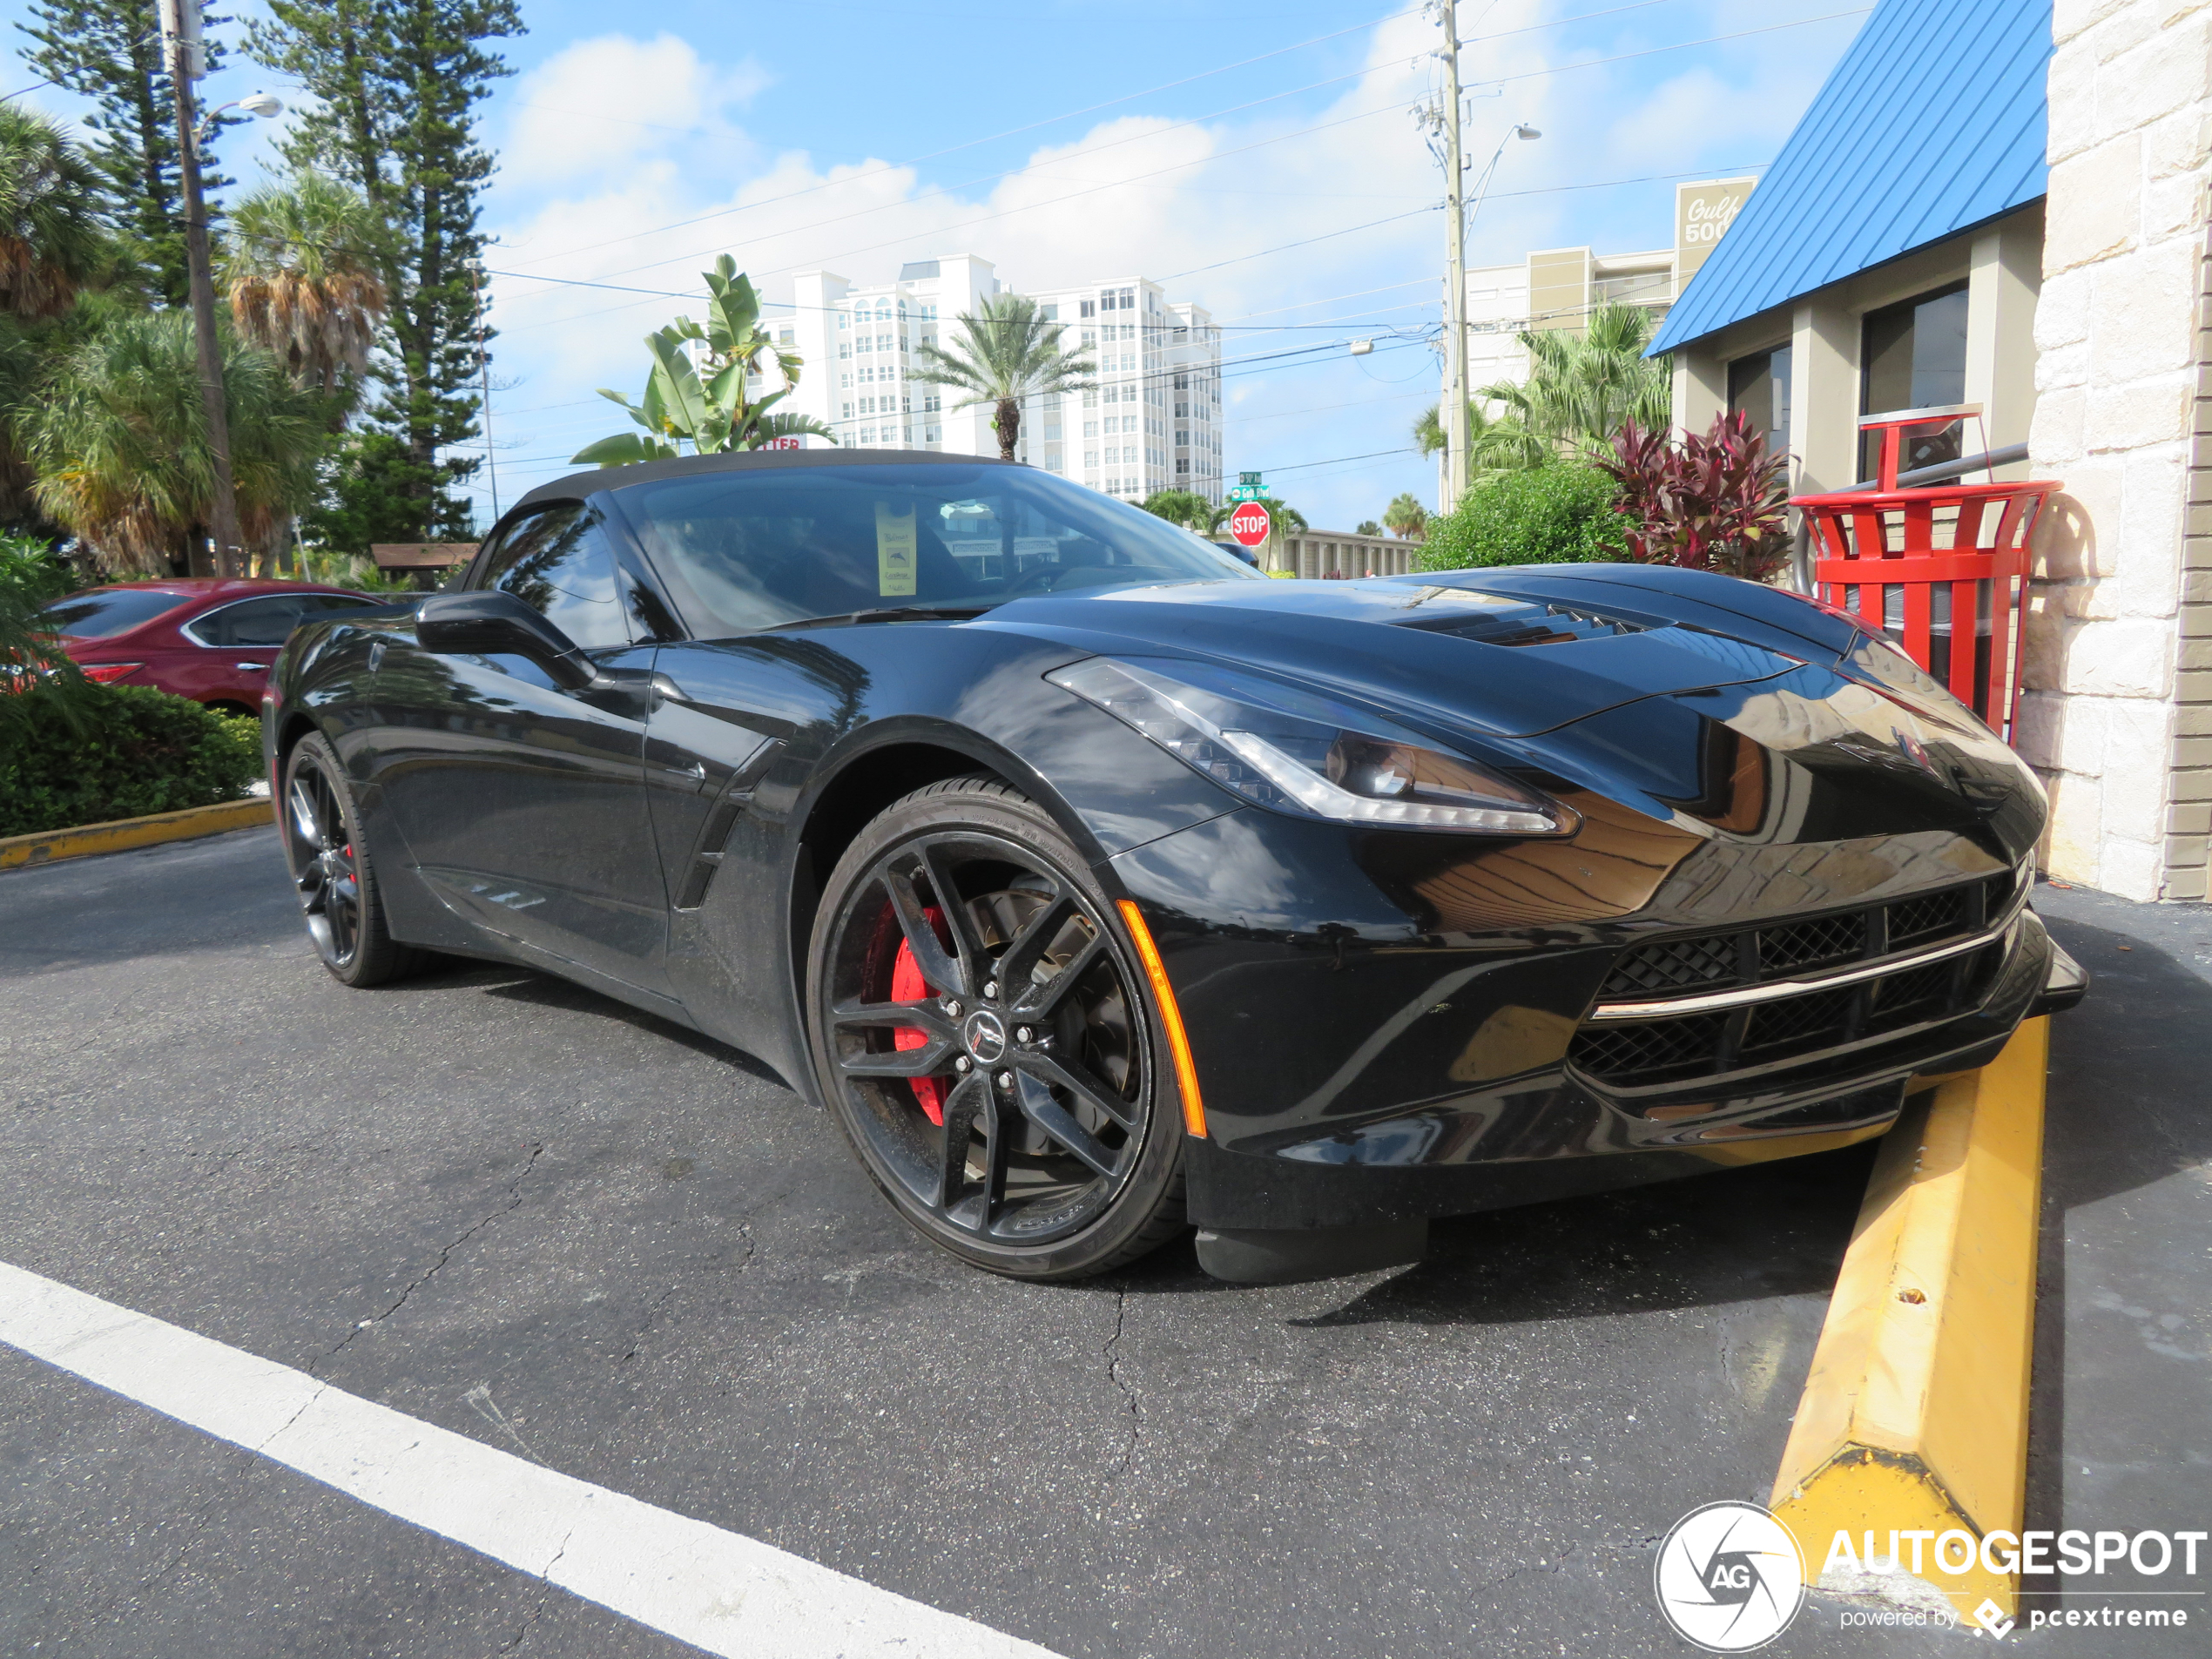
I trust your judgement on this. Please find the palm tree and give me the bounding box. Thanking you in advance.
[24,312,326,574]
[221,170,389,392]
[1414,399,1548,472]
[1384,492,1428,542]
[1479,302,1671,456]
[1141,487,1212,529]
[1355,519,1381,536]
[0,105,108,321]
[909,293,1096,462]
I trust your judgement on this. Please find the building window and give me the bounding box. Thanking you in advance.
[1084,449,1099,467]
[1080,299,1095,318]
[926,424,942,442]
[1727,344,1791,458]
[841,401,853,418]
[1859,281,1969,479]
[922,393,941,412]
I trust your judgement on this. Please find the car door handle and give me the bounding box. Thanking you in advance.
[235,662,270,671]
[662,760,707,781]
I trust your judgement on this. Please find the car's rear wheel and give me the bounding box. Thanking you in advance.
[281,732,421,988]
[806,777,1187,1280]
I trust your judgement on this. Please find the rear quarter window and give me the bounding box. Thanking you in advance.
[38,590,192,639]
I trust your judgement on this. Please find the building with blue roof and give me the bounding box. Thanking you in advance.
[1652,0,2212,904]
[1655,0,2053,498]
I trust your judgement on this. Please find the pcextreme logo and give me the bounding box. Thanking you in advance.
[1652,1501,1806,1652]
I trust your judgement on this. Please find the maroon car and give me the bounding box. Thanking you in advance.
[38,579,387,714]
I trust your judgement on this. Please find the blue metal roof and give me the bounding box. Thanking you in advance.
[1648,0,2050,356]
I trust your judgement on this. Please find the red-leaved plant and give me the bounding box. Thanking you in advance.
[1600,410,1791,582]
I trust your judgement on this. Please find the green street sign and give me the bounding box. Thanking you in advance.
[1226,486,1262,502]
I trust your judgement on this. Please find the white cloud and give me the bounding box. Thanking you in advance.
[501,34,770,190]
[473,2,1855,524]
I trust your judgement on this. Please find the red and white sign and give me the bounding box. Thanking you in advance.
[763,435,804,450]
[1228,502,1272,548]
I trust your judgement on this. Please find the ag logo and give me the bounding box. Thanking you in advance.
[1652,1501,1805,1651]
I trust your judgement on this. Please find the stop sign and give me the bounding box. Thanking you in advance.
[1228,501,1271,548]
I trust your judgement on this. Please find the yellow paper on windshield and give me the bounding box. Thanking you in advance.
[875,502,918,597]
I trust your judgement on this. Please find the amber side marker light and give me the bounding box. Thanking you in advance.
[1116,899,1206,1138]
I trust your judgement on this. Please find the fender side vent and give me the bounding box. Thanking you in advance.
[673,743,781,912]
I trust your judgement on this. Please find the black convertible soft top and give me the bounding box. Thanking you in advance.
[513,448,1021,514]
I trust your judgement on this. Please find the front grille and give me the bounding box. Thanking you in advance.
[1569,1015,1728,1081]
[1595,873,2009,1003]
[1570,876,2016,1089]
[1602,933,1740,996]
[1890,888,1967,946]
[1743,987,1858,1055]
[1760,914,1864,973]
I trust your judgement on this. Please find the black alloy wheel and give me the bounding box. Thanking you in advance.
[806,778,1187,1279]
[280,732,421,988]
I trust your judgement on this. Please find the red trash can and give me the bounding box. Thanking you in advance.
[1791,406,2060,744]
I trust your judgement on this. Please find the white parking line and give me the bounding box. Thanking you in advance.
[0,1261,1058,1659]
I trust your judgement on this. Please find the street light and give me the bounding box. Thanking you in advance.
[199,90,285,140]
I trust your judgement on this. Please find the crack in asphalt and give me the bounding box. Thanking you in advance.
[497,1522,577,1656]
[323,1143,544,1366]
[1103,1286,1141,1490]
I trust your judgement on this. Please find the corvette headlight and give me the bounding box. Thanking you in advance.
[1047,656,1576,835]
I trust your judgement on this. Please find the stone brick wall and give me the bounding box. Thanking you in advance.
[2020,0,2212,900]
[2172,221,2212,900]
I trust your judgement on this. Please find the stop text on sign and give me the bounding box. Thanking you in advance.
[1229,502,1272,548]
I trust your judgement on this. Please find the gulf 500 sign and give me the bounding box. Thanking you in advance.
[1676,176,1757,280]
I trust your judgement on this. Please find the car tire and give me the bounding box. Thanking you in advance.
[806,776,1188,1281]
[280,732,424,988]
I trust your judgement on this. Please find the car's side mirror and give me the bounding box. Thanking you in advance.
[415,590,596,691]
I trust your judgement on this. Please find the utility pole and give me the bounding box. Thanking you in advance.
[161,0,246,579]
[470,260,499,523]
[1438,0,1470,513]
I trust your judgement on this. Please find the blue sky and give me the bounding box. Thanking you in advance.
[5,0,1870,530]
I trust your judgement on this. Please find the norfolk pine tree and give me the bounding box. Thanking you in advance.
[250,0,522,540]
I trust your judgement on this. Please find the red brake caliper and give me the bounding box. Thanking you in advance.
[891,907,950,1126]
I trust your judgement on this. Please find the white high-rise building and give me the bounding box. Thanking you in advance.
[781,256,1224,503]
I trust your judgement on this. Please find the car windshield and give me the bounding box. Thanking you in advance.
[37,589,192,639]
[603,462,1263,636]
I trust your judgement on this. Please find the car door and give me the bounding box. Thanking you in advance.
[368,501,674,997]
[184,591,381,707]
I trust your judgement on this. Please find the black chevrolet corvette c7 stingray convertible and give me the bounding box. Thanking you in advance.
[266,450,2085,1284]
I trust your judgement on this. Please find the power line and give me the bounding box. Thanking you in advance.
[496,8,1846,333]
[499,6,1429,273]
[494,0,1681,275]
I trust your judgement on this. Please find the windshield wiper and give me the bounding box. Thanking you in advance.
[768,604,999,631]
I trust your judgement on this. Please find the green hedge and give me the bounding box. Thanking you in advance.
[1414,462,1632,570]
[0,684,261,839]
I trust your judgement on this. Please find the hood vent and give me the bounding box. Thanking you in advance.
[1401,598,1649,648]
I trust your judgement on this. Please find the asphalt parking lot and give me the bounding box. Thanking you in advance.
[0,826,2204,1657]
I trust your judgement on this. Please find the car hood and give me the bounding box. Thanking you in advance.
[986,566,2045,859]
[988,568,1836,739]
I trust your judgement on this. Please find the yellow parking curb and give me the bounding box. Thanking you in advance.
[1771,1016,2049,1622]
[0,796,274,871]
